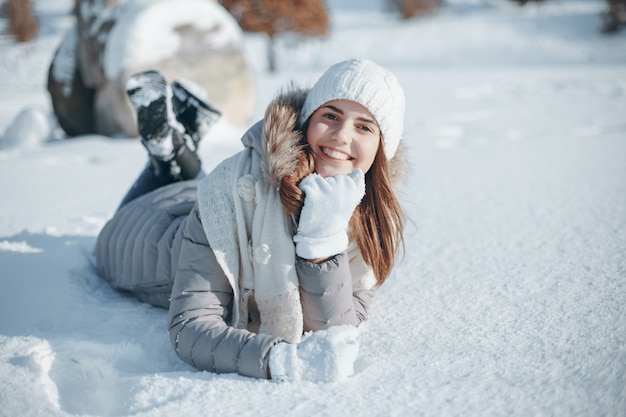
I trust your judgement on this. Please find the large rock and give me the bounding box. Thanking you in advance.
[47,28,96,137]
[48,0,255,138]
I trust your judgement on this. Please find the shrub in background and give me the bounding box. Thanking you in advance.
[3,0,38,42]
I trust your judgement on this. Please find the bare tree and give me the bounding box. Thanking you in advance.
[219,0,329,72]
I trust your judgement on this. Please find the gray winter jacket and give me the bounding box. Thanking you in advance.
[95,88,395,379]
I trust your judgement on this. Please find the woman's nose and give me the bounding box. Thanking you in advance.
[332,122,351,143]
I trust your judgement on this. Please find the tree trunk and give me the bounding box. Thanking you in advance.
[267,37,277,73]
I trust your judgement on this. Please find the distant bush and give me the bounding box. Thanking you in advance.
[3,0,38,42]
[219,0,329,71]
[387,0,442,19]
[511,0,544,5]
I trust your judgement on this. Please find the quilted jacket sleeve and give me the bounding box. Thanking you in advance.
[296,253,377,332]
[167,204,281,379]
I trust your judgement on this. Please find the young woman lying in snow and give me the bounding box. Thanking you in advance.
[95,58,407,382]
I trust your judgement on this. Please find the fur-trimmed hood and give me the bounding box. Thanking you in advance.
[246,86,407,188]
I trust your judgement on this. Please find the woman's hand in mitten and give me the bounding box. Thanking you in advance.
[293,169,365,260]
[269,325,360,383]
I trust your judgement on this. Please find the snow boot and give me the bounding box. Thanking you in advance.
[125,70,201,181]
[126,70,173,158]
[171,79,221,150]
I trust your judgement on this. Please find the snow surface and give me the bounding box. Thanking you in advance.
[1,0,625,416]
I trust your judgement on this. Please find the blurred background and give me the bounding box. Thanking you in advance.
[1,0,625,142]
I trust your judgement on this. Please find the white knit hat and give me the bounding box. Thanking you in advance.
[299,59,405,160]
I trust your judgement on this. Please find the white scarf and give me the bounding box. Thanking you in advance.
[197,146,304,343]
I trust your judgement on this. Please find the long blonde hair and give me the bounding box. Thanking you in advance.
[279,126,405,285]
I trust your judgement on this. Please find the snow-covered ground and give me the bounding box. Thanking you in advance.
[1,0,625,416]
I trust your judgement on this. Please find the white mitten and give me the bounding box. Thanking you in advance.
[269,325,360,382]
[293,169,365,259]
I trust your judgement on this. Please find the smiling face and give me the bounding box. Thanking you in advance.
[305,100,381,178]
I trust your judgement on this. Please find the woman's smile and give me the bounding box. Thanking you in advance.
[320,146,351,161]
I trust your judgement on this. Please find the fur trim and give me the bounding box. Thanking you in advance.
[262,85,308,188]
[389,142,408,188]
[261,85,407,187]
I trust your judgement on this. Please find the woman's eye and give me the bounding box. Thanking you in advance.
[323,113,338,120]
[359,125,373,133]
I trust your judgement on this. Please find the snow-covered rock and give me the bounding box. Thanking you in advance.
[48,0,255,138]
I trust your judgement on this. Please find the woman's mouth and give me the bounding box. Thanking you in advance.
[321,147,350,161]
